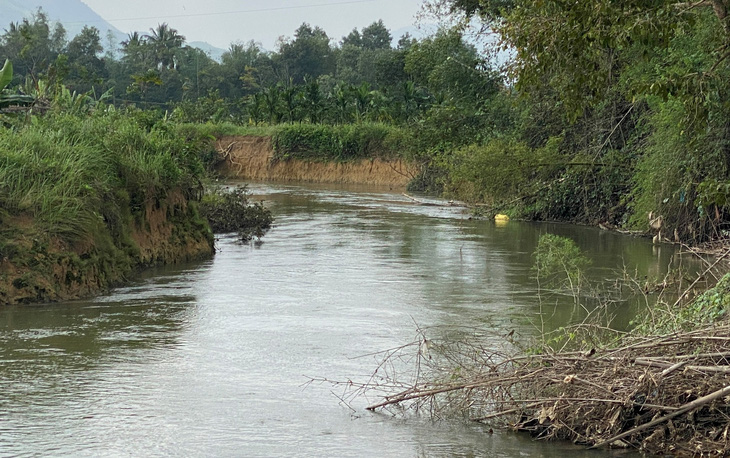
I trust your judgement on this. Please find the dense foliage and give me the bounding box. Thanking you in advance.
[414,0,730,242]
[0,109,203,243]
[271,123,413,162]
[6,4,730,242]
[199,186,273,243]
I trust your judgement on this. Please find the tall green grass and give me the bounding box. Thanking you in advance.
[0,111,207,243]
[271,122,414,162]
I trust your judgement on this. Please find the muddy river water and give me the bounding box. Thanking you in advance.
[1,182,689,457]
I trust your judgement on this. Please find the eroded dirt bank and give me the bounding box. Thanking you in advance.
[0,190,213,306]
[215,136,415,188]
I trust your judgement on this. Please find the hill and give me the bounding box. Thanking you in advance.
[189,41,226,62]
[0,0,125,45]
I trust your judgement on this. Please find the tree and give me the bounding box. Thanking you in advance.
[301,78,325,123]
[217,41,275,99]
[361,20,392,50]
[65,26,106,93]
[278,23,335,84]
[397,33,417,50]
[144,23,186,70]
[262,85,283,123]
[427,0,730,114]
[121,32,151,72]
[0,9,66,85]
[175,46,216,101]
[341,29,362,47]
[404,29,498,103]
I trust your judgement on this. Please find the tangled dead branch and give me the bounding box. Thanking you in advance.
[346,324,730,456]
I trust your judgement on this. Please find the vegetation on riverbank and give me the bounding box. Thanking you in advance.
[271,123,414,163]
[351,235,730,455]
[0,86,274,305]
[0,107,214,305]
[7,8,730,243]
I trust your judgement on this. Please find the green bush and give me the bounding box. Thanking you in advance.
[628,97,730,242]
[533,234,591,298]
[446,136,561,204]
[199,186,273,243]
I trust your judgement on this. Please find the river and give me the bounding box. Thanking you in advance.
[0,182,687,457]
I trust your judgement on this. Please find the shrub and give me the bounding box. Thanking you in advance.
[199,186,273,243]
[533,234,591,298]
[446,136,561,204]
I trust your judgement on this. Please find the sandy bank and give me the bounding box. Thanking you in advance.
[215,136,416,188]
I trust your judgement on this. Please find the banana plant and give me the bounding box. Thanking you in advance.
[0,59,34,109]
[0,59,12,91]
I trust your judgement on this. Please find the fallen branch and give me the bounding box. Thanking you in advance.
[401,193,466,208]
[590,384,730,450]
[672,247,730,308]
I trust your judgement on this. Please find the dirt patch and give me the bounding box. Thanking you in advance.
[215,135,416,188]
[130,190,212,266]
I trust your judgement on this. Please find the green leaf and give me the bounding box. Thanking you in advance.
[0,94,34,108]
[0,59,12,91]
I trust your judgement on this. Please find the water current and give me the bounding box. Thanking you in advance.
[0,182,689,457]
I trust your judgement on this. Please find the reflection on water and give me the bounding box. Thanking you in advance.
[0,182,688,456]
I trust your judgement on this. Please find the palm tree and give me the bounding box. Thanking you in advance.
[262,85,283,124]
[281,84,300,123]
[331,82,351,124]
[144,23,185,70]
[301,78,324,123]
[121,32,151,70]
[353,82,373,122]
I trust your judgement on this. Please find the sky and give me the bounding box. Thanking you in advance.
[80,0,427,50]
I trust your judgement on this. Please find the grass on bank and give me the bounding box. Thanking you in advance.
[1,111,204,245]
[0,109,218,304]
[270,122,414,162]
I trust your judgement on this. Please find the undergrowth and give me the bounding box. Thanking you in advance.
[199,186,273,243]
[271,122,413,162]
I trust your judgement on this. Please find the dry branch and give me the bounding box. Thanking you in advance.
[352,324,730,455]
[590,384,730,450]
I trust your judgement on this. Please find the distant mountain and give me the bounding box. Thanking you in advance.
[189,41,227,62]
[0,0,126,47]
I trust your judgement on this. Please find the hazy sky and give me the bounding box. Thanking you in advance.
[81,0,426,50]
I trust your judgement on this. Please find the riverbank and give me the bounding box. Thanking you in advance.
[0,191,213,305]
[214,134,416,188]
[360,235,730,455]
[0,112,215,306]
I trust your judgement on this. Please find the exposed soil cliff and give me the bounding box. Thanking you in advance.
[0,190,213,306]
[215,136,415,188]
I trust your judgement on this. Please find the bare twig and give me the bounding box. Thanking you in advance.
[590,384,730,450]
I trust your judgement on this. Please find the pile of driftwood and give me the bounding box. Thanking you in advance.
[360,325,730,456]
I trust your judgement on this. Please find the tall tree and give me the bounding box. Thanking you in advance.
[144,23,186,70]
[361,20,392,50]
[278,23,335,84]
[341,29,362,47]
[426,0,730,114]
[65,26,106,93]
[0,10,66,85]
